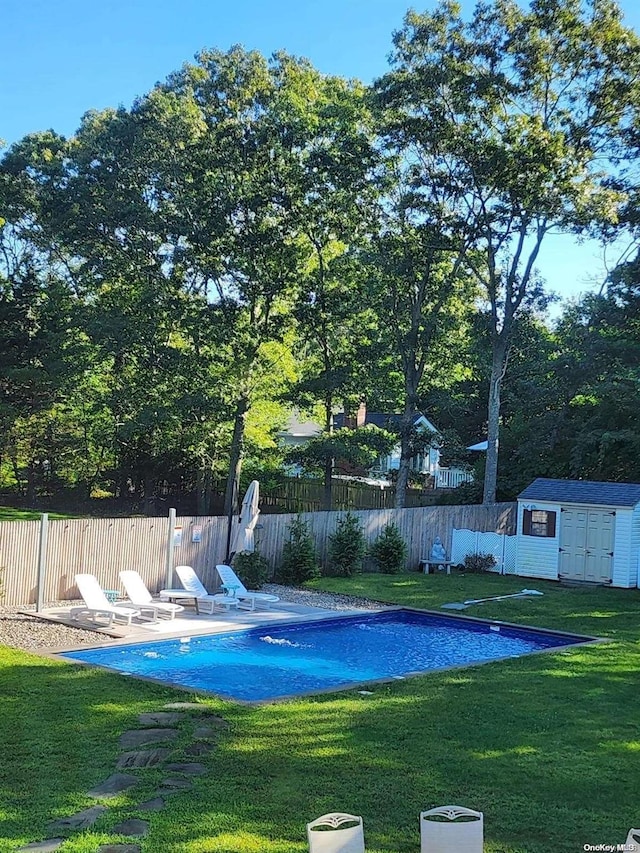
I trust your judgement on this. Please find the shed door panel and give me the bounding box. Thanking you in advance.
[584,510,614,583]
[559,509,587,580]
[559,507,614,583]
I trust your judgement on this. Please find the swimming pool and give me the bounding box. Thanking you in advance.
[60,610,591,702]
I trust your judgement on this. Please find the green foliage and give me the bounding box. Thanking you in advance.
[288,425,396,477]
[462,552,497,574]
[277,515,319,585]
[326,512,366,577]
[232,550,271,589]
[368,522,407,574]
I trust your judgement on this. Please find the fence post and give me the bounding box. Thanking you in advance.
[165,508,176,589]
[35,512,49,613]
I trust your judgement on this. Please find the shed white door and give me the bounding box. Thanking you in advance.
[559,507,614,582]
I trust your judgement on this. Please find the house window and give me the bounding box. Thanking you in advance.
[522,508,557,538]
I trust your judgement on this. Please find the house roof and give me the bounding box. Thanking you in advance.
[518,478,640,508]
[279,413,322,438]
[332,412,438,432]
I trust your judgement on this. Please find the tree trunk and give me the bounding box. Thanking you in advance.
[196,464,207,516]
[322,398,333,512]
[483,346,506,505]
[26,462,37,506]
[394,405,416,509]
[223,395,249,517]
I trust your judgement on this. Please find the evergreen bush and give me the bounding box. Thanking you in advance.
[326,512,366,577]
[277,516,319,585]
[232,550,271,589]
[369,523,407,574]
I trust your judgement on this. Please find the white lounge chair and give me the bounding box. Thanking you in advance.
[307,812,365,853]
[71,574,144,627]
[119,571,185,620]
[172,566,239,614]
[626,829,640,848]
[216,563,279,611]
[420,805,483,853]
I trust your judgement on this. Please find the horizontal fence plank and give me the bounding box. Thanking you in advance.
[0,503,516,606]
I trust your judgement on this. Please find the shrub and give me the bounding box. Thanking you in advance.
[463,552,498,573]
[326,512,366,577]
[277,516,319,585]
[232,550,271,589]
[369,523,407,574]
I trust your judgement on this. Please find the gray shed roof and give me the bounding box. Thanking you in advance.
[518,478,640,508]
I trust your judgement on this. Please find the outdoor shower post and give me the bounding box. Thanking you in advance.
[35,512,49,613]
[165,507,176,589]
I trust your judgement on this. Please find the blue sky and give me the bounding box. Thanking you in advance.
[2,0,640,308]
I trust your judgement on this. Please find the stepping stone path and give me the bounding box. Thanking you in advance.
[20,702,226,852]
[88,774,139,798]
[138,712,186,725]
[137,797,165,811]
[17,841,65,852]
[119,728,179,748]
[111,818,149,837]
[49,805,108,831]
[116,748,172,769]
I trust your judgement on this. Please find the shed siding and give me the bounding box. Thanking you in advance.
[631,503,640,588]
[515,501,561,580]
[611,509,633,588]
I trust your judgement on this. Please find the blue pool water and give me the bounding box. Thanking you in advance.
[61,610,589,702]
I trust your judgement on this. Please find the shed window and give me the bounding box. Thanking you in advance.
[523,509,556,538]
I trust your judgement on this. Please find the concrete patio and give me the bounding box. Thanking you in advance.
[28,599,376,647]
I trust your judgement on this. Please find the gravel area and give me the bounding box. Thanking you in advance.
[262,583,386,613]
[0,586,385,652]
[0,604,103,651]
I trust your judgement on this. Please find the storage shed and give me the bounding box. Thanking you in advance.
[516,478,640,588]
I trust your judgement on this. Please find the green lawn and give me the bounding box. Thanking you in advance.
[1,572,639,851]
[0,505,76,521]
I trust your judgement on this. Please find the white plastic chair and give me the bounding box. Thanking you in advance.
[119,571,184,620]
[173,565,239,613]
[420,805,483,853]
[71,574,144,626]
[216,563,280,610]
[626,829,640,848]
[307,813,365,853]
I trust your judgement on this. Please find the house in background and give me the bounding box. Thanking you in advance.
[278,404,473,489]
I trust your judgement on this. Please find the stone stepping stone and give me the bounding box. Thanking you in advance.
[136,797,165,812]
[138,712,186,726]
[184,741,214,757]
[156,777,193,794]
[111,819,149,837]
[162,702,206,710]
[116,748,171,769]
[119,728,178,748]
[96,845,140,853]
[164,762,208,776]
[197,714,229,728]
[193,725,221,739]
[49,805,107,831]
[88,774,138,798]
[17,840,64,852]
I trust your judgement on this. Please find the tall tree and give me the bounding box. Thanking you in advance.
[376,0,640,503]
[365,186,475,506]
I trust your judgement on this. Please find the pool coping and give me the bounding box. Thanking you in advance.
[44,605,606,706]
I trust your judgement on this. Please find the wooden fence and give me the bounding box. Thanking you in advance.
[258,478,444,512]
[0,503,516,606]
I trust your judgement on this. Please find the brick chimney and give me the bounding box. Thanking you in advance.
[356,400,367,428]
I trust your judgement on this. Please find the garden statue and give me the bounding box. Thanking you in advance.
[430,537,447,565]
